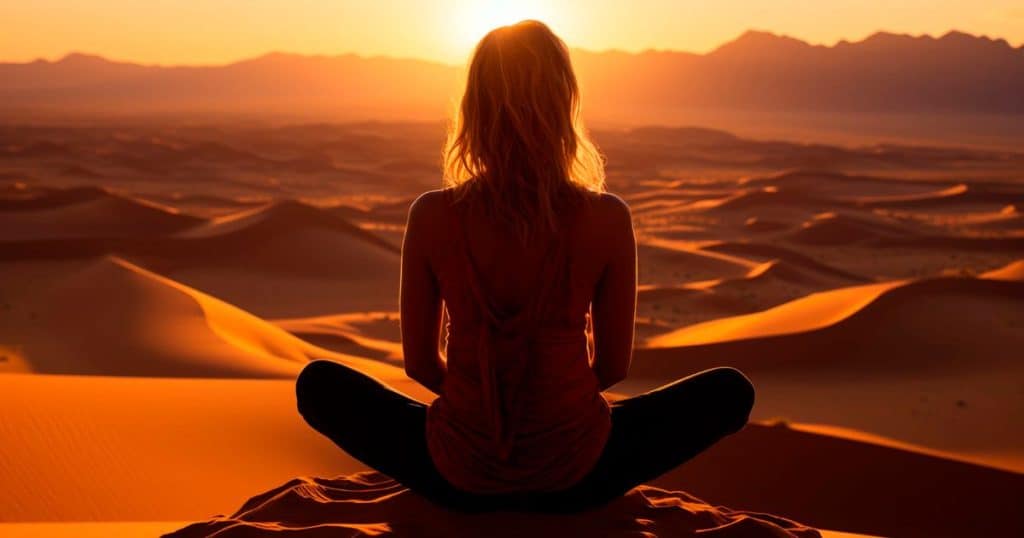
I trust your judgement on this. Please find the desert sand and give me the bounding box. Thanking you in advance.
[1,124,1022,537]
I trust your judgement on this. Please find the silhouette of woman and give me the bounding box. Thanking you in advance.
[296,20,754,513]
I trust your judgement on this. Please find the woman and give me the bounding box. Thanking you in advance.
[296,20,754,513]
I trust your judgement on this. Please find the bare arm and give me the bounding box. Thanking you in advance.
[591,195,637,391]
[400,193,446,395]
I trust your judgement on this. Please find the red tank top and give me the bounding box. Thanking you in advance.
[425,195,612,493]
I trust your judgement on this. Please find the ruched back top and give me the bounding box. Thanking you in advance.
[424,194,612,494]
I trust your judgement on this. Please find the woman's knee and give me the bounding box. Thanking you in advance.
[296,360,347,421]
[296,360,392,424]
[711,367,755,432]
[297,359,335,392]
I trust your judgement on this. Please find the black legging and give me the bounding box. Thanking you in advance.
[296,360,755,513]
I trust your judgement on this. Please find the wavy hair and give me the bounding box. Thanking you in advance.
[443,20,605,242]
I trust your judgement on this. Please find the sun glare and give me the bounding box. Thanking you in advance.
[455,1,558,53]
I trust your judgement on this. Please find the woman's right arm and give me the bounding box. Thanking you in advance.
[400,192,447,395]
[591,194,637,391]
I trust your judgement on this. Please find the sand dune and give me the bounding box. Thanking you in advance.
[786,211,920,245]
[736,173,1024,228]
[0,256,306,377]
[855,183,971,206]
[743,216,790,233]
[857,182,1024,211]
[637,239,754,284]
[635,223,712,241]
[731,257,864,289]
[0,184,100,208]
[0,199,404,316]
[625,186,738,206]
[625,187,738,217]
[178,201,375,243]
[700,241,871,283]
[625,186,836,222]
[0,256,416,379]
[0,521,189,538]
[0,186,200,241]
[704,187,840,214]
[140,199,399,291]
[877,203,1023,234]
[272,312,403,363]
[136,202,401,315]
[982,259,1024,281]
[636,285,757,337]
[642,272,1024,369]
[636,257,871,335]
[143,192,270,217]
[702,258,861,302]
[174,200,396,249]
[340,195,418,225]
[0,374,359,522]
[655,421,1024,538]
[631,269,1024,472]
[739,170,945,198]
[965,205,1024,231]
[105,139,338,177]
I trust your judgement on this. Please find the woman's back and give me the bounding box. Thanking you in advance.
[442,190,620,319]
[401,188,636,493]
[296,20,750,513]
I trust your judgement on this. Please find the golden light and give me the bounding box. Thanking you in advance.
[454,1,559,53]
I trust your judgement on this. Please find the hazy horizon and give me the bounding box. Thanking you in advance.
[6,27,1023,69]
[2,0,1022,65]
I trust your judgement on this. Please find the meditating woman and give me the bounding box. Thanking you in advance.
[296,20,754,513]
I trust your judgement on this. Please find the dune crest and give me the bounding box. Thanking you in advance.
[646,280,904,348]
[272,312,403,363]
[982,259,1024,281]
[646,274,1023,351]
[176,199,395,251]
[25,256,308,377]
[1,256,424,389]
[704,187,834,214]
[167,471,821,538]
[787,211,916,245]
[0,185,200,241]
[152,200,400,285]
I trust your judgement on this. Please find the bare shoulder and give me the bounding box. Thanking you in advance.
[403,189,451,254]
[595,192,631,216]
[587,191,633,230]
[403,187,452,229]
[407,188,449,222]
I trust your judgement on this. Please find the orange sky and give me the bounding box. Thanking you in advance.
[1,0,1022,65]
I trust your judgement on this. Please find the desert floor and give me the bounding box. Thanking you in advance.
[1,123,1021,537]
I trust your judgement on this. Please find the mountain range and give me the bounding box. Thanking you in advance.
[1,30,1022,122]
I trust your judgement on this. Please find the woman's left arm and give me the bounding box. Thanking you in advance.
[400,193,446,395]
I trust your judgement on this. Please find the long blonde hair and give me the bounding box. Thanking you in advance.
[443,20,605,242]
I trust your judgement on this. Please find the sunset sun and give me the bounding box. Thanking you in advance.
[455,1,558,51]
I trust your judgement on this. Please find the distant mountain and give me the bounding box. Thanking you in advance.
[0,52,461,121]
[1,30,1022,121]
[571,30,1024,116]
